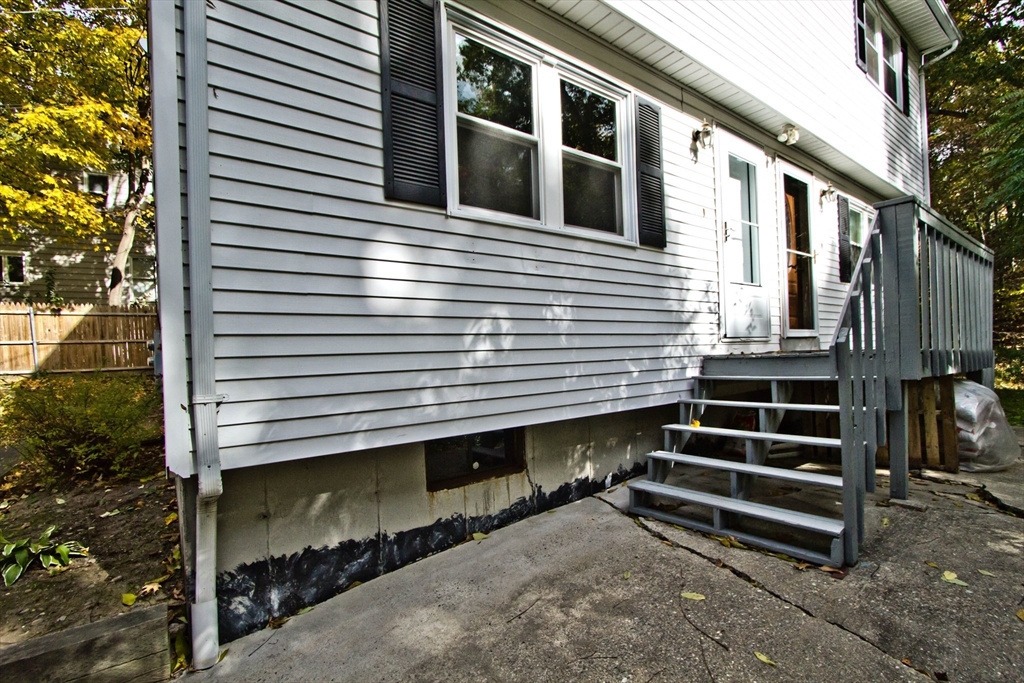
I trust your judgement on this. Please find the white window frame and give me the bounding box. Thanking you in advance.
[1,253,27,285]
[778,161,819,338]
[847,199,874,266]
[441,7,638,245]
[863,0,904,110]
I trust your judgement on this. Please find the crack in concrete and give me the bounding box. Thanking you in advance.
[597,496,932,680]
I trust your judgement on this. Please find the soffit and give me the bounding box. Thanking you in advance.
[533,0,903,199]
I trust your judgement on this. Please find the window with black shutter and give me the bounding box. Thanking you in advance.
[382,7,667,248]
[379,0,447,207]
[857,0,908,113]
[838,196,852,283]
[635,99,665,248]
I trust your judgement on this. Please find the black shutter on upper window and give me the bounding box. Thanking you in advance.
[854,0,867,72]
[901,37,911,116]
[379,0,446,207]
[635,98,666,249]
[838,196,852,283]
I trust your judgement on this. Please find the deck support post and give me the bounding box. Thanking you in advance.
[888,382,910,500]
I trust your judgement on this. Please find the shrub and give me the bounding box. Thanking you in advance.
[0,373,163,483]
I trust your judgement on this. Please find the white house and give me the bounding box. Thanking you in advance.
[0,171,156,305]
[150,0,993,667]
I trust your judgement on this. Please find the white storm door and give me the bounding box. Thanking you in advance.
[719,134,769,339]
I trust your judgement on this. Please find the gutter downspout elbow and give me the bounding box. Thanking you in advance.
[183,0,224,670]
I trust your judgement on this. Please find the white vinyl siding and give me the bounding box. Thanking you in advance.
[187,0,743,470]
[167,0,900,472]
[539,0,927,199]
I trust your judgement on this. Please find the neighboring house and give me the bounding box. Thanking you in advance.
[151,0,994,667]
[0,172,156,305]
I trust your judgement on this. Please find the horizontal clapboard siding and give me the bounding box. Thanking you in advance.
[173,0,895,470]
[539,0,926,199]
[193,0,752,469]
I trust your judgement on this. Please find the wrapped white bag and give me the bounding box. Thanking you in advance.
[954,380,1021,472]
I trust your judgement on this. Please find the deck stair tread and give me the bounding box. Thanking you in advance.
[677,398,840,413]
[662,424,842,448]
[646,451,843,488]
[627,479,845,536]
[629,505,840,567]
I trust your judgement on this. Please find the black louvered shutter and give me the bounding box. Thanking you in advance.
[379,0,446,207]
[854,0,867,72]
[838,196,852,283]
[635,98,666,249]
[900,37,911,116]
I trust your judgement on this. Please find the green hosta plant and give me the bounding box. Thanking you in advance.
[1,526,88,587]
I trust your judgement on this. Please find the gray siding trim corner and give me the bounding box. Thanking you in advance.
[153,0,192,477]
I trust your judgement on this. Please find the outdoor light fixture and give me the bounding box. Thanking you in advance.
[692,119,713,149]
[777,125,799,146]
[820,182,837,203]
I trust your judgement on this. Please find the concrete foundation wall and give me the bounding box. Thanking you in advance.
[207,404,675,641]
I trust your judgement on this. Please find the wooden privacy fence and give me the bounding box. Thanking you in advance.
[0,303,157,375]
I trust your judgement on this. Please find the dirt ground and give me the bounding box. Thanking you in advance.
[0,472,183,646]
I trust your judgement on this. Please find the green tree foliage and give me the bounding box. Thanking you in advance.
[0,0,150,303]
[927,0,1024,333]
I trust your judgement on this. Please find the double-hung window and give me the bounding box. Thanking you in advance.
[448,26,631,239]
[1,254,25,284]
[379,0,666,248]
[856,0,909,114]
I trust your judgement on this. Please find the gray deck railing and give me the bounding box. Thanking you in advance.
[830,196,994,560]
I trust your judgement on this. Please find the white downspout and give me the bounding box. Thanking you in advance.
[183,0,224,670]
[918,37,961,206]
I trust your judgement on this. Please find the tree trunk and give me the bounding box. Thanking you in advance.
[107,191,151,306]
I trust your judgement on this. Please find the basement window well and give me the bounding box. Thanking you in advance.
[425,427,526,491]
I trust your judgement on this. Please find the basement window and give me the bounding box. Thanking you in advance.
[425,427,526,491]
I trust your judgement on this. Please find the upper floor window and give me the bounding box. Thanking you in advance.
[856,0,908,113]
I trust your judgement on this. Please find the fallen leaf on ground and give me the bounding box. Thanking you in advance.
[881,517,890,528]
[925,561,939,568]
[820,566,844,574]
[471,532,488,541]
[792,562,812,571]
[165,512,178,526]
[966,492,984,502]
[296,606,314,615]
[345,580,362,591]
[901,658,913,666]
[218,649,229,663]
[754,651,777,666]
[100,509,120,518]
[268,616,289,629]
[977,569,995,576]
[680,592,706,601]
[941,571,968,586]
[55,498,65,505]
[953,502,963,507]
[623,571,631,580]
[1016,609,1024,623]
[138,583,161,598]
[147,574,171,584]
[122,593,136,606]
